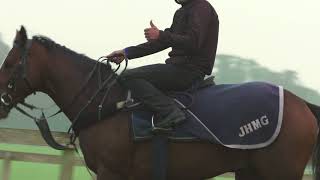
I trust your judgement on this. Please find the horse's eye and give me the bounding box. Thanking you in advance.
[13,40,19,48]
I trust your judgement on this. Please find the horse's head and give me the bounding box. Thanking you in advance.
[0,26,45,119]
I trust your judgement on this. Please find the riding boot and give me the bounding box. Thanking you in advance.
[119,78,186,129]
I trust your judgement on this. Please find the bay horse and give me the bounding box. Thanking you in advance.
[1,26,320,180]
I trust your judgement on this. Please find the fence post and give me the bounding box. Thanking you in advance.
[92,174,97,180]
[59,149,75,180]
[3,152,11,180]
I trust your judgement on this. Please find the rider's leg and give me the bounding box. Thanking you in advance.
[118,64,204,128]
[124,78,186,128]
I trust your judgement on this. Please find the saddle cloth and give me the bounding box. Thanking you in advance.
[131,82,284,149]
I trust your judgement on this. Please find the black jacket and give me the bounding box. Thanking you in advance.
[125,0,219,75]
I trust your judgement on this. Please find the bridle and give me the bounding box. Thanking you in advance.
[0,37,129,149]
[0,40,35,110]
[0,39,71,150]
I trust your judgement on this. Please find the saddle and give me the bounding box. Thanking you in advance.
[188,75,216,92]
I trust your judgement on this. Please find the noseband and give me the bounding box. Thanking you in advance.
[0,40,35,108]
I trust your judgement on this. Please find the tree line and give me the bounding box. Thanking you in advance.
[0,33,10,62]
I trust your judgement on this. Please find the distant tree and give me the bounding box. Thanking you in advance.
[0,33,10,63]
[215,54,320,104]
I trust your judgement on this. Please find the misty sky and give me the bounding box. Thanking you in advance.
[0,0,319,90]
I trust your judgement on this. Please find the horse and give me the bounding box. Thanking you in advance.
[0,26,320,180]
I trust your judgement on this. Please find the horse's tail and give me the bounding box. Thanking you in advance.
[306,102,320,180]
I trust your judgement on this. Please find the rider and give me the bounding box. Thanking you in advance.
[107,0,219,130]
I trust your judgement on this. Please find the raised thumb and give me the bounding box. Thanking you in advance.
[150,20,156,28]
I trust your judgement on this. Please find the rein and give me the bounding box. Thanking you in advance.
[67,57,128,136]
[1,38,129,150]
[66,57,128,144]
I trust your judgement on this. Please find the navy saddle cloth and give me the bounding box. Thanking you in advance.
[131,82,284,149]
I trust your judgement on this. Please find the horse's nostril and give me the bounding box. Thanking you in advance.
[0,93,13,106]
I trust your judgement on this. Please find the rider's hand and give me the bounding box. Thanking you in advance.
[106,49,126,64]
[144,20,160,41]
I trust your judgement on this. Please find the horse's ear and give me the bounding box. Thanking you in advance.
[20,25,26,32]
[15,25,28,47]
[19,25,28,41]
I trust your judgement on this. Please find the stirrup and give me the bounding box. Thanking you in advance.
[151,115,173,134]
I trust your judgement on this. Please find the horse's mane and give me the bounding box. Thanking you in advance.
[32,35,111,69]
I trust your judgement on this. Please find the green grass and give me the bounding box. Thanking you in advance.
[0,160,92,180]
[0,143,91,180]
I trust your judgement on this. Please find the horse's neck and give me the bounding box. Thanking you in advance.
[42,53,125,121]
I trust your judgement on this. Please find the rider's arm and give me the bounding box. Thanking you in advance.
[124,28,171,59]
